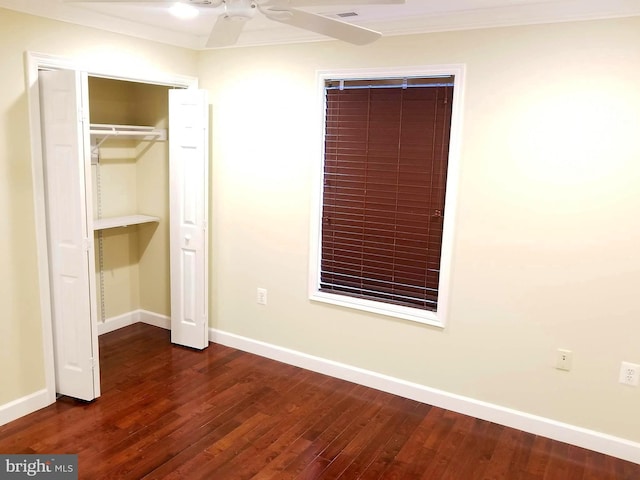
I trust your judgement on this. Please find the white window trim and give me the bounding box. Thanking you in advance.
[308,64,466,329]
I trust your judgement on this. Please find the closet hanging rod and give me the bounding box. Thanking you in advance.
[89,123,167,154]
[90,123,167,140]
[90,123,164,133]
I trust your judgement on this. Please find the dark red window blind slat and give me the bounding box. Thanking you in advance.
[320,81,453,312]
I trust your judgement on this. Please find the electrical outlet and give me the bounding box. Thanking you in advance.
[619,362,640,387]
[257,288,267,306]
[556,349,573,371]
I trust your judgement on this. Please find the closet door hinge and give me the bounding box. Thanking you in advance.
[203,221,208,231]
[83,237,93,252]
[79,108,89,124]
[90,357,97,370]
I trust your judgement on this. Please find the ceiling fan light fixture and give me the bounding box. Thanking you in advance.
[223,0,257,20]
[169,2,200,19]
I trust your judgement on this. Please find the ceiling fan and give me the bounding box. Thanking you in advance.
[64,0,406,48]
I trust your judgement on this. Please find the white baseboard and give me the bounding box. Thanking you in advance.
[209,327,640,465]
[97,310,140,335]
[0,389,51,427]
[138,310,170,330]
[98,310,170,336]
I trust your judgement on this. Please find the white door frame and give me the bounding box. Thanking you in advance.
[25,51,199,406]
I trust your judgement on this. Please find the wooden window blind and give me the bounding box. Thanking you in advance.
[320,77,454,311]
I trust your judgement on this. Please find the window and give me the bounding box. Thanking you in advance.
[310,68,462,327]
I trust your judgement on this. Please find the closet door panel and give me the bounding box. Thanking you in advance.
[39,69,99,401]
[169,89,209,350]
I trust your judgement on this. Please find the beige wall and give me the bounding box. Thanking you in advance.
[2,4,640,447]
[0,7,195,405]
[0,9,44,406]
[198,17,640,442]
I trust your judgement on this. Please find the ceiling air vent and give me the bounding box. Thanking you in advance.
[335,11,359,18]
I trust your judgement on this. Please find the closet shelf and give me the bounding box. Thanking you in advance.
[90,123,167,142]
[90,124,167,163]
[93,214,160,231]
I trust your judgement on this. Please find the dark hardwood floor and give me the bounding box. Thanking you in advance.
[1,323,638,479]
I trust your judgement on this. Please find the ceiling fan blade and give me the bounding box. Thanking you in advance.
[263,0,404,6]
[265,8,381,45]
[63,0,176,3]
[206,15,248,47]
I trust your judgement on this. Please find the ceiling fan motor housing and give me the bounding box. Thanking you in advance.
[223,0,258,20]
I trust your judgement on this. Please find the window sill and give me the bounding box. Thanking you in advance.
[310,290,445,328]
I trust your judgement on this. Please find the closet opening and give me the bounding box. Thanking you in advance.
[88,77,173,336]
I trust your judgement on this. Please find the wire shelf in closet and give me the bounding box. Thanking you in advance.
[90,124,167,141]
[93,214,160,231]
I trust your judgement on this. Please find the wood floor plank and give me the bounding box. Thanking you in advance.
[311,396,412,479]
[439,419,503,480]
[417,410,476,479]
[301,390,386,462]
[524,435,554,476]
[357,401,434,479]
[218,378,356,479]
[480,427,525,480]
[272,388,383,479]
[335,397,421,479]
[247,384,371,480]
[0,323,638,480]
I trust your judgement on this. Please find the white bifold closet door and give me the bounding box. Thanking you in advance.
[169,89,209,350]
[39,69,100,401]
[39,71,210,402]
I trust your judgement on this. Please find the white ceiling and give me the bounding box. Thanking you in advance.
[1,0,639,49]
